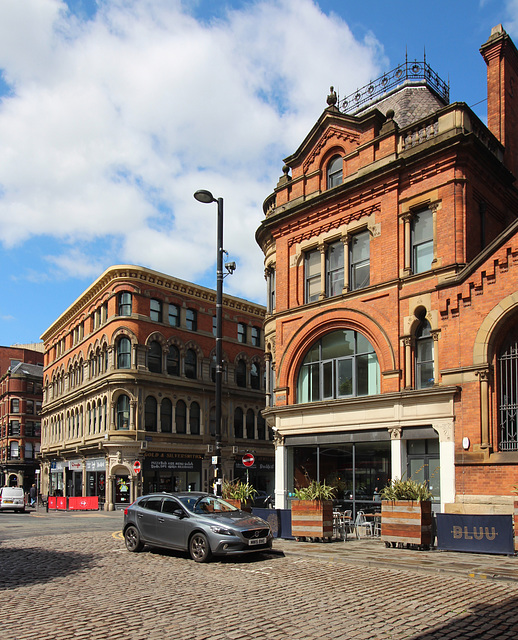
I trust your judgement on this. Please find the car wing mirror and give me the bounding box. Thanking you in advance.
[173,508,186,518]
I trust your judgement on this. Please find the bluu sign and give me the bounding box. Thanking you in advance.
[436,514,514,555]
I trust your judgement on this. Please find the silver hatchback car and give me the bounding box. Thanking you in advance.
[123,492,273,562]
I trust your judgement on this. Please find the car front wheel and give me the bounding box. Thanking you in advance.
[125,525,144,552]
[189,532,212,563]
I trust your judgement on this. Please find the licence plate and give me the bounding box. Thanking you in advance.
[248,537,267,546]
[4,500,13,504]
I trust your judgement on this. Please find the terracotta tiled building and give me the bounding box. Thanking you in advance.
[256,25,518,515]
[0,345,44,491]
[40,265,272,510]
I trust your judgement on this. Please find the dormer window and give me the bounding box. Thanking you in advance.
[327,155,343,189]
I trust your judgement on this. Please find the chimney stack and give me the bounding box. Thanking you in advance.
[480,24,518,180]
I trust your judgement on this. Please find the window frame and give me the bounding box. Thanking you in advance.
[305,248,321,303]
[168,304,179,327]
[117,337,132,369]
[327,155,343,189]
[186,308,197,331]
[415,320,434,389]
[150,298,163,323]
[349,229,370,291]
[118,292,132,316]
[326,240,344,297]
[411,209,434,274]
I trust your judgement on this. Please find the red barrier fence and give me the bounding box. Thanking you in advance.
[68,496,98,511]
[47,496,99,511]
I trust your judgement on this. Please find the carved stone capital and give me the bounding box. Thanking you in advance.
[273,430,285,448]
[388,427,402,440]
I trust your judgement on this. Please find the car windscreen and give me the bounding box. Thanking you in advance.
[178,495,238,514]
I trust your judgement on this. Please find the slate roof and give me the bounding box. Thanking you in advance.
[354,84,447,130]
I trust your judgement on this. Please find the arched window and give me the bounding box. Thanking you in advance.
[190,402,200,435]
[10,441,19,459]
[415,319,434,389]
[167,345,179,376]
[246,409,255,439]
[297,330,379,402]
[117,337,131,369]
[161,398,172,433]
[234,407,243,438]
[185,349,197,379]
[498,328,518,451]
[145,396,157,431]
[250,363,260,390]
[116,395,130,430]
[176,400,186,433]
[148,341,162,374]
[236,359,246,388]
[327,155,343,189]
[118,291,132,316]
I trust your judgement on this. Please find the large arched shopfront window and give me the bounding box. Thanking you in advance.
[297,330,380,402]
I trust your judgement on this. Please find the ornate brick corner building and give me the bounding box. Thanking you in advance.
[0,344,44,490]
[256,25,518,515]
[40,265,271,510]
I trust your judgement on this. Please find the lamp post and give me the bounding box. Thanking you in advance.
[193,190,224,496]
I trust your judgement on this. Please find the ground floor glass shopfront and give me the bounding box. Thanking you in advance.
[142,454,203,494]
[284,428,441,515]
[289,439,391,514]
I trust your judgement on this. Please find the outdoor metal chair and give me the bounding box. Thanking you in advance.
[355,511,374,538]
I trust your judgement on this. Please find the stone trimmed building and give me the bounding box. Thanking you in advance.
[0,345,44,491]
[40,265,272,510]
[257,25,518,515]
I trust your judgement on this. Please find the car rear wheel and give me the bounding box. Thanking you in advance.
[189,532,212,563]
[124,525,144,552]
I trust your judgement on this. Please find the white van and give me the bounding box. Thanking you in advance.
[0,487,26,513]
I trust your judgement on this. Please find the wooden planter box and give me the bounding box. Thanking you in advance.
[381,500,433,549]
[224,499,252,513]
[291,500,333,541]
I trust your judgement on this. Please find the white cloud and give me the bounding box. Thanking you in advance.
[0,0,384,302]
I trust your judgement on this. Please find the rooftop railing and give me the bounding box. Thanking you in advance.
[338,58,449,114]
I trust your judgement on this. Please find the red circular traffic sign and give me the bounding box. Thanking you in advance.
[133,461,141,473]
[242,453,255,468]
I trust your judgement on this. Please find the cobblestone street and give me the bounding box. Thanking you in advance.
[1,525,518,640]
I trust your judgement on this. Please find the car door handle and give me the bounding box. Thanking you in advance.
[137,513,143,519]
[158,517,165,523]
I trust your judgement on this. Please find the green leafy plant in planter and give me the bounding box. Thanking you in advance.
[222,480,257,511]
[293,480,336,501]
[380,478,433,502]
[292,480,336,541]
[380,478,433,550]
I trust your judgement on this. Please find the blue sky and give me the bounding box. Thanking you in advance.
[0,0,516,347]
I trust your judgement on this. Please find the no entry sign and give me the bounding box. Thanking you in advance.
[133,460,141,473]
[242,453,255,467]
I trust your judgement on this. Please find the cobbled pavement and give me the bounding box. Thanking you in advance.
[1,530,518,640]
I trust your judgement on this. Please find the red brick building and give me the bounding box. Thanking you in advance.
[256,25,518,515]
[40,265,271,510]
[0,345,44,491]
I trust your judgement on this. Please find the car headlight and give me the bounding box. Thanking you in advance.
[210,525,237,536]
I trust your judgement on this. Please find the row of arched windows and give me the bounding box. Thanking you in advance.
[115,394,269,440]
[46,338,264,402]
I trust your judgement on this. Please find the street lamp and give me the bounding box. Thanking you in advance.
[193,189,224,496]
